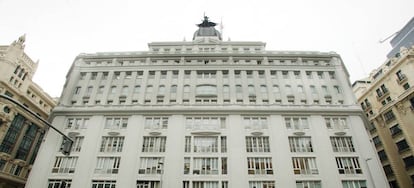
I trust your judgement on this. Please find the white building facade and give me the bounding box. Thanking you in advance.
[26,17,388,188]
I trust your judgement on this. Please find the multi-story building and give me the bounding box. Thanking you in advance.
[353,45,414,187]
[26,16,388,188]
[387,17,414,59]
[0,36,57,188]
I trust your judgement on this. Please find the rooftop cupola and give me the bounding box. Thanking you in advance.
[193,16,222,41]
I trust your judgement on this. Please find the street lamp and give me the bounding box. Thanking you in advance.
[0,94,74,155]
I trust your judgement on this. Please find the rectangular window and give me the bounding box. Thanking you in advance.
[95,157,121,174]
[105,117,128,129]
[306,71,312,79]
[396,139,410,152]
[342,180,366,188]
[184,157,190,174]
[100,136,124,152]
[142,136,166,152]
[193,181,219,188]
[247,157,273,174]
[92,180,116,188]
[325,117,348,129]
[282,71,289,79]
[186,117,226,130]
[61,136,83,153]
[296,181,321,188]
[288,137,313,152]
[246,136,270,152]
[294,71,301,79]
[383,110,396,123]
[137,181,160,188]
[243,117,267,129]
[292,157,318,175]
[336,157,362,174]
[221,136,227,153]
[330,137,355,152]
[194,136,218,153]
[48,179,72,188]
[193,158,219,175]
[185,136,191,152]
[285,117,309,130]
[52,157,78,173]
[138,157,163,174]
[145,117,168,129]
[317,71,324,79]
[249,181,275,188]
[74,87,81,95]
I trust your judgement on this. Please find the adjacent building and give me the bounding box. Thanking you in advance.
[26,17,388,188]
[0,36,57,188]
[387,17,414,59]
[353,36,414,187]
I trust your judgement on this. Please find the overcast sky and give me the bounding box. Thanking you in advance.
[1,0,413,97]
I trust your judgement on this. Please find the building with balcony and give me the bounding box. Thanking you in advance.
[353,44,414,188]
[26,16,388,188]
[0,36,57,188]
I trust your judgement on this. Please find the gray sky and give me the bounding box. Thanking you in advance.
[1,0,413,97]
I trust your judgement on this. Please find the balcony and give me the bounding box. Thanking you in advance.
[396,74,407,85]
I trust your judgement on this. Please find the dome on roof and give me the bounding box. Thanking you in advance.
[193,16,222,41]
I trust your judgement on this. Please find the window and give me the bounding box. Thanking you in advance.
[105,117,128,129]
[137,181,160,188]
[329,71,335,79]
[310,85,317,94]
[74,86,81,95]
[95,157,121,174]
[121,86,129,95]
[247,157,273,175]
[282,71,289,79]
[92,180,116,188]
[341,180,366,188]
[194,136,218,153]
[100,136,124,152]
[306,71,312,79]
[373,136,381,146]
[186,117,226,130]
[272,85,280,93]
[184,157,190,174]
[330,137,355,152]
[48,179,72,188]
[249,181,275,188]
[403,156,414,169]
[390,124,402,136]
[334,85,342,94]
[325,117,348,129]
[193,158,219,175]
[246,136,270,152]
[292,157,318,174]
[97,86,104,94]
[145,117,168,129]
[376,84,389,98]
[65,117,89,130]
[396,70,406,81]
[383,110,396,123]
[396,139,410,152]
[110,86,117,94]
[378,150,387,161]
[134,85,140,94]
[294,71,301,79]
[288,137,313,152]
[63,136,83,153]
[52,157,78,173]
[335,157,362,174]
[193,181,219,188]
[102,72,108,80]
[197,71,216,79]
[285,117,309,130]
[244,117,267,129]
[113,72,121,80]
[296,181,321,188]
[403,83,410,90]
[138,157,163,174]
[317,71,324,79]
[196,85,217,97]
[80,72,86,80]
[142,136,166,152]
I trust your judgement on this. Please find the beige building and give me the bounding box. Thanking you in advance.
[0,36,57,188]
[353,45,414,187]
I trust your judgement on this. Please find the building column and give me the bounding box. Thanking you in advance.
[373,116,412,187]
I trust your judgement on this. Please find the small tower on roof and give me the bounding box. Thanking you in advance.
[193,16,222,41]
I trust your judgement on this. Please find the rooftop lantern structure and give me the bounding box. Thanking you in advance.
[193,16,222,41]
